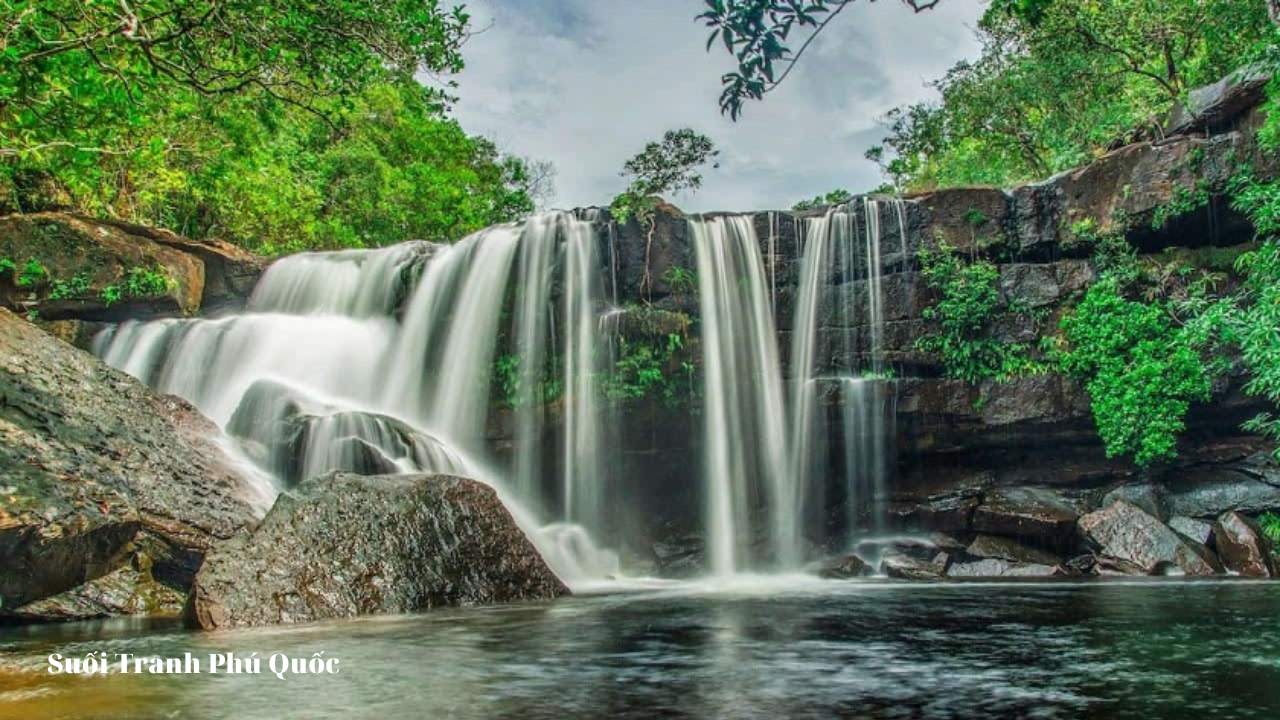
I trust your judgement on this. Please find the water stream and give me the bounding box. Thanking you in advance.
[96,205,909,582]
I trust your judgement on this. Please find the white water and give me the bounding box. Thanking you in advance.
[787,199,905,549]
[689,215,793,575]
[94,212,617,587]
[96,202,906,583]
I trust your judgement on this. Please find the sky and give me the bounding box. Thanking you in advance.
[446,0,985,213]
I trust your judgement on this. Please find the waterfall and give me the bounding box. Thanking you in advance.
[689,215,792,574]
[94,212,618,586]
[787,199,905,549]
[95,200,907,582]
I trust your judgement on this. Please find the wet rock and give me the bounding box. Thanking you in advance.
[1168,516,1215,546]
[1167,65,1271,136]
[190,473,569,630]
[1102,483,1170,522]
[881,541,950,580]
[1164,460,1280,518]
[1062,554,1098,577]
[9,563,185,622]
[227,379,465,486]
[965,534,1062,567]
[0,309,259,622]
[1213,512,1278,578]
[887,493,978,532]
[1077,501,1222,576]
[973,487,1081,552]
[946,558,1057,578]
[815,554,874,580]
[0,212,264,321]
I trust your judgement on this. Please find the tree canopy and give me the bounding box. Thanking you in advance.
[0,0,544,253]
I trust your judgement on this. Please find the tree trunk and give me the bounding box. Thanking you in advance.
[1270,0,1280,26]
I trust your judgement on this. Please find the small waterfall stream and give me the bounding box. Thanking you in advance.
[97,202,907,582]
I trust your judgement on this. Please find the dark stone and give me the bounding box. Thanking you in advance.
[9,563,185,622]
[881,541,950,580]
[1062,554,1098,576]
[965,534,1062,567]
[189,473,568,629]
[973,487,1081,552]
[1165,461,1280,518]
[1168,516,1215,546]
[0,309,259,622]
[1102,483,1170,522]
[946,558,1057,578]
[1167,66,1271,136]
[1078,501,1222,576]
[887,493,978,532]
[815,554,874,580]
[1213,511,1279,578]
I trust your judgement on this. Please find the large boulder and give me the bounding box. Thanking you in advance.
[1213,511,1278,578]
[972,487,1082,552]
[1077,501,1222,576]
[227,379,466,486]
[189,473,569,629]
[0,309,260,622]
[0,212,264,323]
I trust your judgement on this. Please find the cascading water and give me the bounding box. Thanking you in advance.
[689,215,793,575]
[788,199,906,549]
[94,212,618,586]
[96,199,906,583]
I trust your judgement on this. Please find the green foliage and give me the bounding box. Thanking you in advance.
[48,272,90,301]
[1057,276,1213,466]
[662,266,698,298]
[602,331,698,408]
[1261,513,1280,547]
[0,257,13,278]
[793,189,854,212]
[915,241,1042,382]
[1150,185,1211,231]
[868,0,1270,190]
[491,353,563,410]
[100,266,176,306]
[16,258,46,288]
[0,2,546,255]
[611,128,718,227]
[697,0,944,119]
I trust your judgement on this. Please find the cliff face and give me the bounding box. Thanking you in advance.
[564,72,1280,564]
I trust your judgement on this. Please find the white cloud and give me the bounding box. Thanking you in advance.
[446,0,983,212]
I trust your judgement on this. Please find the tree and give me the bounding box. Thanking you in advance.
[792,188,853,211]
[867,0,1271,190]
[698,0,943,119]
[610,128,719,298]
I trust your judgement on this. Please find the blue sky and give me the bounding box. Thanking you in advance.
[447,0,985,212]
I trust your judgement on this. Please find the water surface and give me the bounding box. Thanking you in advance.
[2,579,1278,719]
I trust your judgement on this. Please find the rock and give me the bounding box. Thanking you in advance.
[973,487,1081,552]
[965,534,1062,567]
[1165,462,1280,518]
[881,544,950,580]
[1102,483,1170,522]
[0,212,264,321]
[0,309,260,622]
[947,558,1057,578]
[815,554,874,579]
[887,493,978,532]
[1168,516,1215,546]
[9,563,185,622]
[227,379,465,486]
[1167,65,1271,136]
[1062,554,1098,576]
[1077,501,1222,576]
[1213,512,1278,578]
[190,473,569,629]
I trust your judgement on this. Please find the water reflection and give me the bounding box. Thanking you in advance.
[2,580,1278,719]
